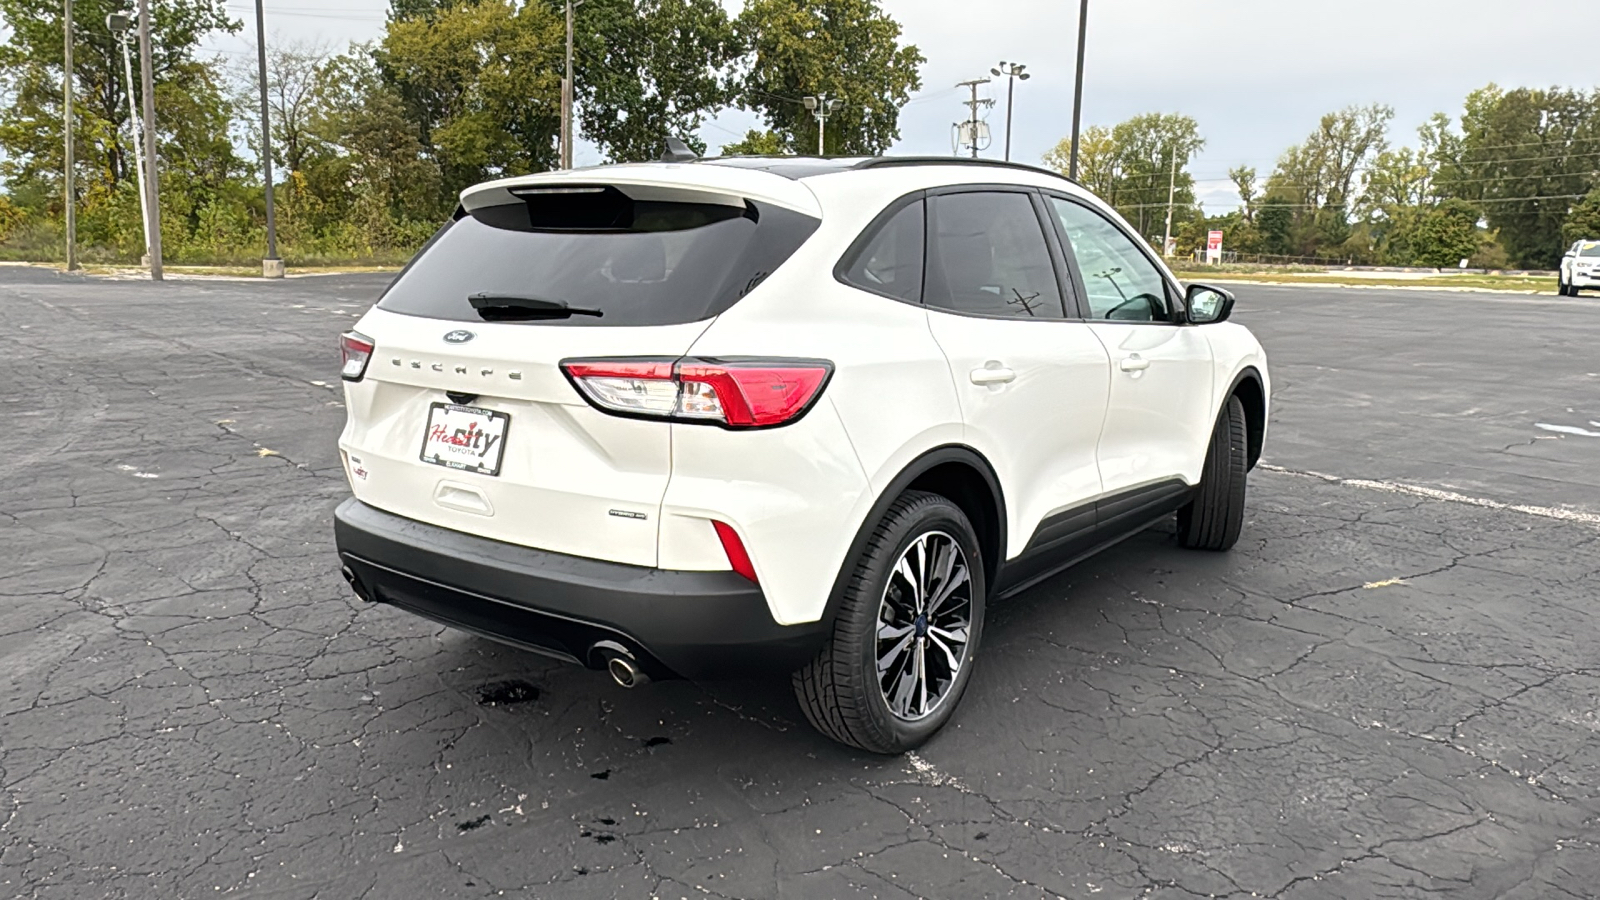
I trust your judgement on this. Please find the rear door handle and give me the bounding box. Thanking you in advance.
[1119,354,1150,372]
[969,364,1016,385]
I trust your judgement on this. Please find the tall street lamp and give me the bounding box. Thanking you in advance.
[990,61,1029,162]
[803,94,841,156]
[106,11,150,266]
[253,0,282,277]
[1068,0,1089,180]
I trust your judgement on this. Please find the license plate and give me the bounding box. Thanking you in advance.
[420,403,510,476]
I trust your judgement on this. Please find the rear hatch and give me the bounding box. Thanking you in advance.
[340,168,820,567]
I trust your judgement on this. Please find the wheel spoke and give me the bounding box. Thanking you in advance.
[928,633,962,671]
[894,557,921,610]
[877,633,913,673]
[890,648,919,715]
[926,562,969,616]
[915,639,928,717]
[878,621,914,641]
[929,624,967,645]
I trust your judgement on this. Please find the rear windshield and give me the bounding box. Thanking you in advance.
[1580,242,1600,258]
[378,188,819,327]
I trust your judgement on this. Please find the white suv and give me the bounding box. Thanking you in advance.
[333,155,1270,753]
[1560,239,1600,296]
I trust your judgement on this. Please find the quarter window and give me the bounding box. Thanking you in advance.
[1049,197,1173,322]
[839,199,924,302]
[924,192,1065,319]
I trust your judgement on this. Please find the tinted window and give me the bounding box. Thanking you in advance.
[378,195,819,327]
[925,192,1065,319]
[1049,197,1172,322]
[839,200,924,302]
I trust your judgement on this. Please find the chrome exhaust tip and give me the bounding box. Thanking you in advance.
[341,566,373,602]
[606,655,649,689]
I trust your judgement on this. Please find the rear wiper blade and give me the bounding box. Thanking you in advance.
[468,293,604,319]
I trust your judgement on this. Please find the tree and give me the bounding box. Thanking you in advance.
[0,0,236,200]
[231,38,330,174]
[1043,114,1205,238]
[1263,103,1392,258]
[376,0,564,203]
[1256,197,1294,256]
[719,129,788,156]
[1564,188,1600,246]
[734,0,923,155]
[1043,125,1117,200]
[1442,84,1600,267]
[1229,165,1257,224]
[1411,198,1481,268]
[571,0,741,162]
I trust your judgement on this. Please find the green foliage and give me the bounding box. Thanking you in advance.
[1044,113,1205,240]
[0,194,25,243]
[1409,198,1481,268]
[1255,198,1294,256]
[1442,84,1600,267]
[1561,188,1600,246]
[572,0,741,161]
[719,129,789,156]
[0,0,237,196]
[735,0,923,155]
[376,0,564,202]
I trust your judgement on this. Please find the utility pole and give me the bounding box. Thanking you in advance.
[802,94,840,155]
[107,14,150,265]
[1068,0,1089,179]
[955,78,993,159]
[561,0,583,168]
[254,0,282,277]
[990,62,1029,162]
[137,0,162,281]
[63,0,78,271]
[1162,149,1177,257]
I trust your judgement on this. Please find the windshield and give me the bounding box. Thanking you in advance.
[378,192,819,327]
[1579,241,1600,258]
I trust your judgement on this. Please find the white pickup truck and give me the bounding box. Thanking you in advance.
[1559,239,1600,296]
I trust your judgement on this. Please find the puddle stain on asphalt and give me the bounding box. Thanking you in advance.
[476,680,539,707]
[456,815,491,833]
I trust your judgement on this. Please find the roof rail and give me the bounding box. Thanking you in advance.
[851,156,1078,185]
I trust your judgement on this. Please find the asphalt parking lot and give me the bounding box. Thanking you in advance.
[2,265,1598,900]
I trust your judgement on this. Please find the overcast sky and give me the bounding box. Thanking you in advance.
[205,0,1600,210]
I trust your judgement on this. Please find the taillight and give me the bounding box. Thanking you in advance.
[561,357,832,429]
[340,331,375,382]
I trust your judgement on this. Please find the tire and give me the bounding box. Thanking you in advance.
[1177,394,1248,551]
[793,491,986,754]
[1558,276,1568,296]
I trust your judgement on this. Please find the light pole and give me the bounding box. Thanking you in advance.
[136,0,162,281]
[64,0,77,271]
[1068,0,1089,179]
[989,61,1029,162]
[802,94,840,156]
[253,0,282,277]
[107,12,150,266]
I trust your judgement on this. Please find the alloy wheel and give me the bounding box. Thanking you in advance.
[875,530,974,721]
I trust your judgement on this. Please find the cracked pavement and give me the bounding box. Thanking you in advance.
[2,268,1599,899]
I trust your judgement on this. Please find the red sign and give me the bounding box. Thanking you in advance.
[1207,230,1224,252]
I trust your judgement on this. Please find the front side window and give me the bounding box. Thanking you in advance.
[1049,197,1173,322]
[924,191,1065,319]
[839,199,924,302]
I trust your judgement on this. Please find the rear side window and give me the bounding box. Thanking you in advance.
[839,200,924,302]
[378,188,819,326]
[924,191,1066,319]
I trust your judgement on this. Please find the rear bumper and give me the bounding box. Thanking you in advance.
[334,499,828,680]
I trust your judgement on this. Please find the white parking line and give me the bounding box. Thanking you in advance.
[1259,464,1600,528]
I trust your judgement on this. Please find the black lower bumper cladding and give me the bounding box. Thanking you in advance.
[333,499,827,680]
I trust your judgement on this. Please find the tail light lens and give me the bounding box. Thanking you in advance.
[561,358,832,429]
[340,331,375,382]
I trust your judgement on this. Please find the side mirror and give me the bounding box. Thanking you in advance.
[1184,283,1235,324]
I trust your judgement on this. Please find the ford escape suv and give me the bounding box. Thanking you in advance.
[333,154,1270,754]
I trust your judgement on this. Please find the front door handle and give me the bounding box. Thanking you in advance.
[1119,354,1150,372]
[969,364,1016,385]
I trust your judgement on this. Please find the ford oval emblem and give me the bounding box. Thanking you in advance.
[443,330,476,344]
